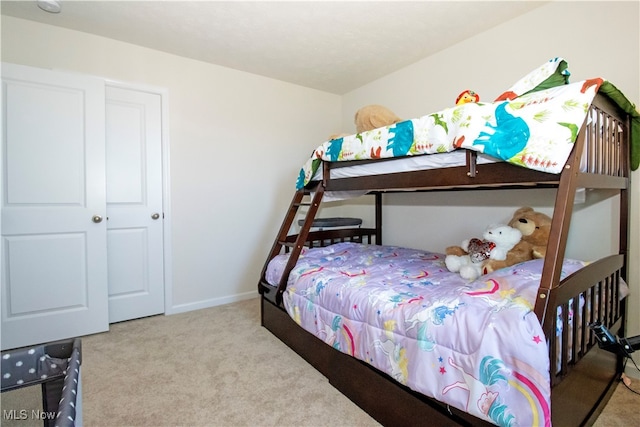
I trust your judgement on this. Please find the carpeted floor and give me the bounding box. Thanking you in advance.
[2,298,638,426]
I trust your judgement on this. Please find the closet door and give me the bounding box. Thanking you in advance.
[105,85,165,323]
[1,63,109,350]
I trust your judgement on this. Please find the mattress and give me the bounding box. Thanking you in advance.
[312,150,497,181]
[266,242,591,427]
[308,107,606,201]
[311,151,498,201]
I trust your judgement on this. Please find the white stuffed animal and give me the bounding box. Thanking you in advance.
[445,224,522,281]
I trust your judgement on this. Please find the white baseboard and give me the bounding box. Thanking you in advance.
[165,291,259,315]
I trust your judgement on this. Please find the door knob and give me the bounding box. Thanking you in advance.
[151,213,160,220]
[92,215,103,223]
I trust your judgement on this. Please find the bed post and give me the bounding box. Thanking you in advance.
[619,113,631,286]
[617,111,632,352]
[375,192,382,245]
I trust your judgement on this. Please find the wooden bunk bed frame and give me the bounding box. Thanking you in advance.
[258,91,631,427]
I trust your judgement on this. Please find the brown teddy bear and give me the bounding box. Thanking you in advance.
[354,104,402,133]
[445,207,552,274]
[483,207,552,273]
[328,104,402,141]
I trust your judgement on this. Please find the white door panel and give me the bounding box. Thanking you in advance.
[5,84,84,204]
[1,63,109,350]
[4,233,87,314]
[107,228,148,296]
[106,86,164,323]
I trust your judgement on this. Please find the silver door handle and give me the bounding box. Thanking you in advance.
[151,213,160,220]
[92,215,103,223]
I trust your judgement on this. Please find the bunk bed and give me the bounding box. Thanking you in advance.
[257,60,638,427]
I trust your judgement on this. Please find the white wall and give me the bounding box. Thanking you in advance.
[1,16,342,312]
[340,1,640,349]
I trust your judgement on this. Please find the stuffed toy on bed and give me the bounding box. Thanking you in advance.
[354,104,402,133]
[455,90,480,105]
[482,207,552,273]
[445,224,522,281]
[328,104,402,141]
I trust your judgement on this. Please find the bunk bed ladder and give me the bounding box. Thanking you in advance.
[259,184,325,306]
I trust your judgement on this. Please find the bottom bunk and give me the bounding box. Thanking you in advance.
[261,295,624,427]
[259,228,627,426]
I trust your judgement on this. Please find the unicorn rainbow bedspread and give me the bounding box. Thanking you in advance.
[266,242,589,426]
[297,78,605,190]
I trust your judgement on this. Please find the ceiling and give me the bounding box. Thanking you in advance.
[1,0,547,94]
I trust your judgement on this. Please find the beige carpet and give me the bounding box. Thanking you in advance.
[2,298,638,426]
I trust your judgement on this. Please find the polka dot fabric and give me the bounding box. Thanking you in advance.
[1,346,67,390]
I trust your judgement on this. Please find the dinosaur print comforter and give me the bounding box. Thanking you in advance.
[266,242,589,427]
[297,78,603,190]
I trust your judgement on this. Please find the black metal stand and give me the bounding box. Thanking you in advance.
[590,322,639,356]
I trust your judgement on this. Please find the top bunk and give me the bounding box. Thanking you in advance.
[297,60,639,197]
